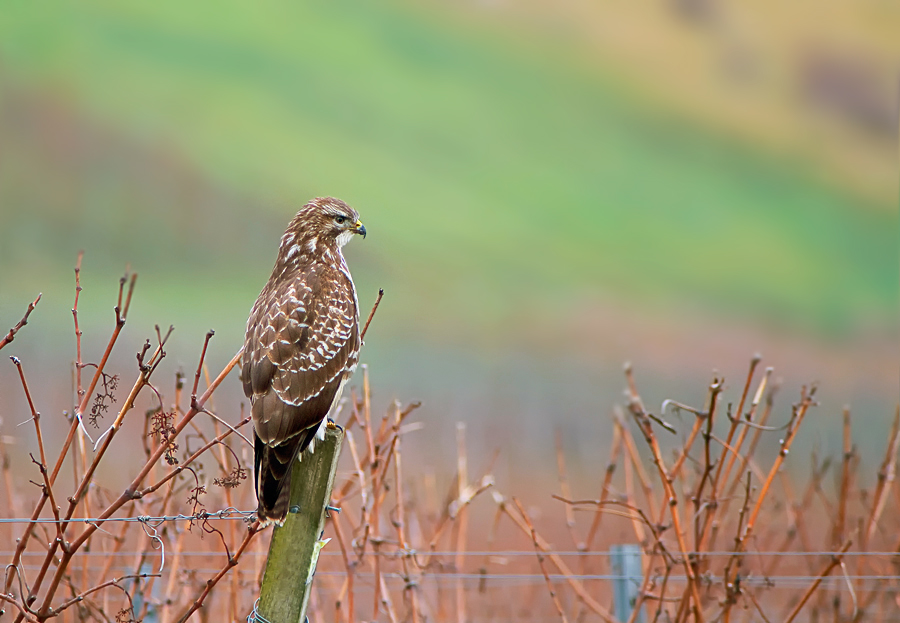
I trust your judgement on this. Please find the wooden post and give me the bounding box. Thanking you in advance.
[255,426,343,623]
[610,544,645,623]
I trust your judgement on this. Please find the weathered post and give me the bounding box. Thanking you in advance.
[255,426,343,623]
[610,544,645,623]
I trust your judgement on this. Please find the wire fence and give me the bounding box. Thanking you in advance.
[5,564,899,587]
[4,547,900,559]
[0,509,257,525]
[4,507,898,585]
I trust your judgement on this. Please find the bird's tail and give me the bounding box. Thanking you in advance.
[254,429,317,526]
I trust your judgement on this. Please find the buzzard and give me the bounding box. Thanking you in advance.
[242,197,366,526]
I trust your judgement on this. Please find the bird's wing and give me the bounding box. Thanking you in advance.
[241,265,359,447]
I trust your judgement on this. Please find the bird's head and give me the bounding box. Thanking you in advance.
[281,197,366,262]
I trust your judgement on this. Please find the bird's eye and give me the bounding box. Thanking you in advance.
[334,216,347,225]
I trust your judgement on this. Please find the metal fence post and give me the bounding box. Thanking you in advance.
[610,544,645,623]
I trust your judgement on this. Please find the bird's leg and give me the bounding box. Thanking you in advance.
[325,417,342,431]
[325,505,341,518]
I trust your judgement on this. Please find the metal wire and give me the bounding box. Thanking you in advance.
[3,509,896,608]
[9,562,897,586]
[2,547,898,558]
[246,599,272,623]
[0,508,254,575]
[0,507,257,525]
[5,550,899,560]
[246,599,309,623]
[0,513,894,562]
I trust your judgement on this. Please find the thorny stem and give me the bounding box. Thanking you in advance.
[718,365,771,504]
[0,293,42,353]
[583,417,622,551]
[11,359,48,474]
[30,340,163,616]
[390,401,421,623]
[711,367,773,545]
[0,594,40,623]
[783,539,853,623]
[174,522,261,623]
[454,422,468,623]
[833,407,853,550]
[513,498,569,623]
[499,498,617,623]
[191,330,215,406]
[620,411,659,527]
[743,385,817,540]
[691,375,724,554]
[725,377,780,500]
[554,430,578,549]
[360,288,383,342]
[711,356,760,498]
[720,384,818,622]
[669,413,704,480]
[721,471,753,611]
[138,416,252,498]
[4,273,136,605]
[552,496,675,565]
[49,573,160,618]
[330,508,356,623]
[73,252,84,401]
[625,364,705,623]
[864,406,899,549]
[33,348,241,620]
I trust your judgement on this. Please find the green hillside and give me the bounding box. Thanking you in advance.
[0,0,896,343]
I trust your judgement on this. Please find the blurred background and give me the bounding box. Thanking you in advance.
[0,0,897,490]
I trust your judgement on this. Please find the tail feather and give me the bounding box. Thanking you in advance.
[254,427,320,526]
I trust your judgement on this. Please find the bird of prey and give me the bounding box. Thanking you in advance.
[242,197,366,526]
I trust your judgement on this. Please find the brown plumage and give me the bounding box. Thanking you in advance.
[242,197,366,526]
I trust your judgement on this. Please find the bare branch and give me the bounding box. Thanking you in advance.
[360,288,384,341]
[0,293,41,353]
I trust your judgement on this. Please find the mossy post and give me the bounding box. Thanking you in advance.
[256,425,343,623]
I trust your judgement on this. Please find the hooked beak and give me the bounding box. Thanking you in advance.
[354,220,367,239]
